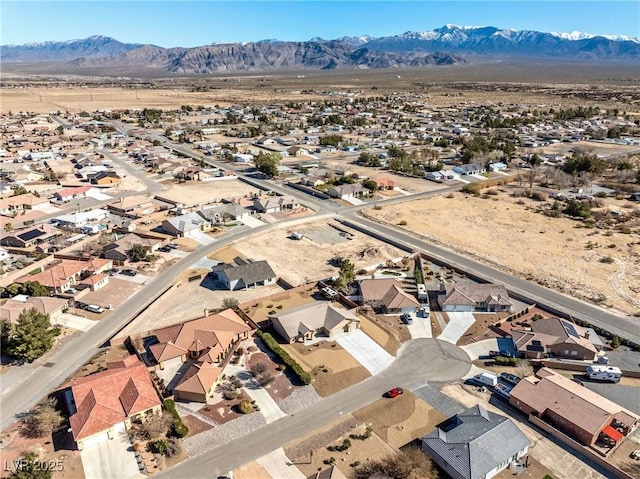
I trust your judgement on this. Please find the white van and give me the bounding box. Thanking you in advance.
[587,365,621,383]
[86,304,104,314]
[472,372,498,387]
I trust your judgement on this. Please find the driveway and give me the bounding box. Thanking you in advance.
[243,378,287,423]
[335,330,394,375]
[438,312,476,344]
[461,338,499,360]
[240,216,265,228]
[53,313,98,332]
[189,230,217,245]
[256,448,305,479]
[80,431,145,479]
[407,312,433,339]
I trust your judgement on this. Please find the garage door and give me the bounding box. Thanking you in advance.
[80,430,110,449]
[163,356,183,370]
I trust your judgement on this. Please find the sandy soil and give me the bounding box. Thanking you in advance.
[240,288,317,324]
[235,219,406,285]
[157,179,258,207]
[364,190,640,315]
[352,392,446,449]
[283,340,371,397]
[234,461,272,479]
[285,416,396,479]
[359,315,400,355]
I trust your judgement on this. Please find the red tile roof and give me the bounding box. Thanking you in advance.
[69,357,160,441]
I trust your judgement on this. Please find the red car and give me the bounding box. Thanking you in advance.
[384,387,404,398]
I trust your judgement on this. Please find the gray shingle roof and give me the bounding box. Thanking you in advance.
[422,405,530,479]
[216,260,276,286]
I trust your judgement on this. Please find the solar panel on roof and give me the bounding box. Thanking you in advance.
[562,320,580,338]
[17,229,45,242]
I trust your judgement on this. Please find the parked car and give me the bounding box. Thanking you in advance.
[384,387,404,398]
[121,269,138,277]
[158,246,172,253]
[167,242,179,249]
[500,372,521,386]
[64,288,77,294]
[74,302,88,310]
[400,313,413,325]
[108,268,119,276]
[86,304,104,313]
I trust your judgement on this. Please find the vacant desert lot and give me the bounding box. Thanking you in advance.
[157,179,258,207]
[234,220,406,285]
[364,191,640,315]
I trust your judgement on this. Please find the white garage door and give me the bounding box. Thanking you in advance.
[81,430,110,449]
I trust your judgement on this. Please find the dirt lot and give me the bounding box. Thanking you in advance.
[283,340,371,397]
[364,189,640,315]
[157,179,259,207]
[285,416,396,479]
[234,461,272,479]
[235,219,406,285]
[359,315,401,355]
[353,392,445,449]
[80,277,143,310]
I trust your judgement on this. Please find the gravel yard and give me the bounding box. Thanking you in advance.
[277,386,321,415]
[185,412,267,458]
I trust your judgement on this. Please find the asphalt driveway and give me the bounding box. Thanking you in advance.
[336,329,394,375]
[80,431,144,479]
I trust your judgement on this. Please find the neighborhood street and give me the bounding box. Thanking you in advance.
[156,338,472,479]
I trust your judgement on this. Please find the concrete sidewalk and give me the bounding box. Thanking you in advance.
[256,448,305,479]
[438,312,476,344]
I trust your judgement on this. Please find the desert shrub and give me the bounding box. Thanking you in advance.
[611,335,620,349]
[398,220,407,226]
[353,446,437,479]
[133,412,173,440]
[223,390,239,400]
[237,399,253,414]
[250,361,268,376]
[600,255,615,264]
[461,182,482,195]
[256,371,275,386]
[494,356,517,366]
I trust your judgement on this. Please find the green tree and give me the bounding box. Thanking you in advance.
[1,319,11,350]
[319,135,343,147]
[362,179,378,192]
[563,150,606,175]
[19,281,50,297]
[334,259,356,291]
[610,334,620,349]
[563,198,592,219]
[11,186,28,196]
[9,452,52,479]
[254,152,282,177]
[221,297,240,310]
[127,243,150,262]
[4,308,59,361]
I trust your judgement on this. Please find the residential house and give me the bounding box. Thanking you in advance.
[421,405,530,479]
[252,195,300,213]
[212,257,276,290]
[0,193,50,217]
[16,258,89,293]
[453,163,486,175]
[107,196,156,218]
[66,355,162,450]
[0,224,61,248]
[147,309,253,402]
[358,278,419,313]
[489,162,508,172]
[199,203,250,223]
[88,171,121,185]
[511,317,598,360]
[101,233,162,263]
[0,296,68,324]
[271,301,360,343]
[53,209,108,228]
[327,183,365,199]
[509,368,638,446]
[53,185,92,202]
[438,282,512,312]
[374,178,398,190]
[162,213,211,238]
[300,176,325,187]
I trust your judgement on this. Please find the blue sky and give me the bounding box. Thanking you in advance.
[2,1,639,47]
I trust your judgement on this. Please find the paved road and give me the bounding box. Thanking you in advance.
[340,215,640,344]
[98,148,165,194]
[156,338,471,479]
[0,213,331,431]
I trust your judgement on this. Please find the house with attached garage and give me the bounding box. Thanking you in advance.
[327,183,366,199]
[252,195,300,213]
[421,405,530,479]
[146,309,253,402]
[0,193,50,217]
[358,278,419,314]
[198,202,250,223]
[212,257,276,290]
[0,295,68,324]
[0,224,61,248]
[510,317,598,360]
[453,163,486,175]
[88,170,121,185]
[52,185,92,202]
[65,355,162,450]
[101,233,162,263]
[438,281,512,312]
[271,301,360,343]
[162,212,211,238]
[509,368,638,447]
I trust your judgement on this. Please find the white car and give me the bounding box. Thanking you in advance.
[86,304,104,313]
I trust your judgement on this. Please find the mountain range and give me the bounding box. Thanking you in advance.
[2,25,638,74]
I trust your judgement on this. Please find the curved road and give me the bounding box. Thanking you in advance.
[157,338,471,479]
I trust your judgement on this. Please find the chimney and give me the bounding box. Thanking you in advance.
[584,331,590,340]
